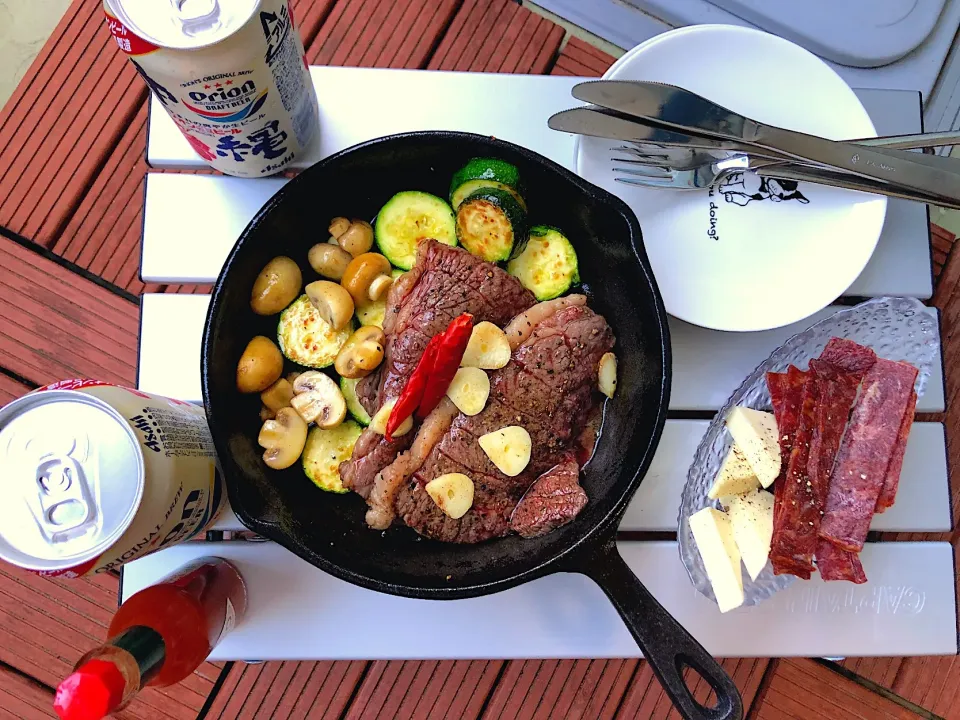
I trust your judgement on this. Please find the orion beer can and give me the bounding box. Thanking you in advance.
[0,380,224,577]
[103,0,318,177]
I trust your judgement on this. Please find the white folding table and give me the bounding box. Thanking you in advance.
[124,66,957,661]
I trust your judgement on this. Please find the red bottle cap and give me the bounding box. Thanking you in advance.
[53,659,127,720]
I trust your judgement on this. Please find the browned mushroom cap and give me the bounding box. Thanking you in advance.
[308,243,353,280]
[341,253,393,306]
[258,408,308,469]
[336,220,374,257]
[329,216,351,240]
[305,280,355,331]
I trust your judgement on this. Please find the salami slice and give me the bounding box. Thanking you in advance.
[816,538,867,584]
[769,374,819,576]
[819,358,920,552]
[807,356,871,503]
[819,337,877,374]
[767,366,807,529]
[875,389,917,512]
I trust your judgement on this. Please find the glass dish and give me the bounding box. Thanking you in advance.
[678,297,941,607]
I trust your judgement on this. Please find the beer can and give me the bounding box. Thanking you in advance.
[103,0,318,177]
[0,379,224,577]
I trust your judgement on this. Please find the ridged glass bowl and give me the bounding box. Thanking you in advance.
[678,297,941,607]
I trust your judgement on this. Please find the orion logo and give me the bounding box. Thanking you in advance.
[188,79,257,104]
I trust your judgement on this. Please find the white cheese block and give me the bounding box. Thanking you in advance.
[727,489,775,581]
[725,407,781,488]
[688,507,744,613]
[707,444,760,499]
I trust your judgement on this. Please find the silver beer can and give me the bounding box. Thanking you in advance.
[0,380,224,577]
[103,0,319,177]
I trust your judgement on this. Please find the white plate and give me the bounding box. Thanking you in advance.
[574,25,888,332]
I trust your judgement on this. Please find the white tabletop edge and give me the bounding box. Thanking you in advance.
[122,540,958,660]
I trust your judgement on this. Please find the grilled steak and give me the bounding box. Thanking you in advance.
[510,454,587,538]
[395,301,614,543]
[340,239,535,502]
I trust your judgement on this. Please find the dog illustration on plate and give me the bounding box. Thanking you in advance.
[716,171,809,206]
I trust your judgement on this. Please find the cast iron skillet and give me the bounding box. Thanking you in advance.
[202,132,741,720]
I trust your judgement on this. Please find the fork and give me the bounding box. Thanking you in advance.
[612,149,960,208]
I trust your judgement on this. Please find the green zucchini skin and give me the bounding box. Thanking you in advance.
[506,225,579,301]
[454,187,528,263]
[375,191,457,270]
[449,158,525,211]
[340,376,372,426]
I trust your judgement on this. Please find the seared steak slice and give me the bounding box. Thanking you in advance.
[510,454,587,538]
[341,239,535,500]
[396,301,614,543]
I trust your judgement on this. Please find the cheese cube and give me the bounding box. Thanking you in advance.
[725,407,781,488]
[689,507,744,613]
[727,489,774,581]
[708,444,760,499]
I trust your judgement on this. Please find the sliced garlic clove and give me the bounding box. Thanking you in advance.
[461,321,511,369]
[446,367,490,416]
[478,425,531,477]
[425,473,475,519]
[598,352,617,399]
[370,398,413,437]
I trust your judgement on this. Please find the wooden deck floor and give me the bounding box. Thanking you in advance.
[0,1,958,717]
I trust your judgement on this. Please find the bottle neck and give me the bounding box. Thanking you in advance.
[110,625,166,687]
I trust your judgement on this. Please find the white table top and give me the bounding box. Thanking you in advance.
[129,66,955,661]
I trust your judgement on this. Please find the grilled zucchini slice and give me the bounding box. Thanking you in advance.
[506,225,579,300]
[302,421,363,492]
[375,191,457,270]
[455,188,527,263]
[277,295,353,368]
[340,376,372,426]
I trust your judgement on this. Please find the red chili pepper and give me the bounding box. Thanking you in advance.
[386,335,441,440]
[417,313,474,418]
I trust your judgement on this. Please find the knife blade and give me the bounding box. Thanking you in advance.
[572,80,960,204]
[548,107,789,159]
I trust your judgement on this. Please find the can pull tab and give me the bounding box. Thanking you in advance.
[27,454,99,546]
[172,0,222,37]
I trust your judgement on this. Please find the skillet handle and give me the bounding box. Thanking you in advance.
[572,539,743,720]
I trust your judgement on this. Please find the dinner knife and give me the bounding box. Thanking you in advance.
[572,80,960,204]
[550,106,957,155]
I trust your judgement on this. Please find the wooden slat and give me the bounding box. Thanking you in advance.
[340,659,502,719]
[205,660,366,720]
[891,656,960,717]
[306,0,459,68]
[52,105,161,295]
[550,36,615,77]
[427,0,564,74]
[480,659,638,720]
[0,665,55,720]
[615,659,768,719]
[0,373,32,404]
[841,658,903,691]
[754,659,922,720]
[0,0,145,246]
[0,237,138,385]
[560,36,617,75]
